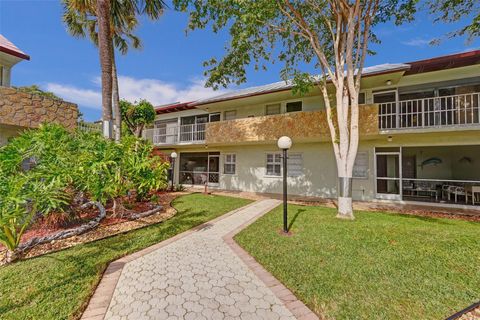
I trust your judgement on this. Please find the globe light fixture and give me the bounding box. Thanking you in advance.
[277,136,292,150]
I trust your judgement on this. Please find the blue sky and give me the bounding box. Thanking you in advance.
[0,1,478,121]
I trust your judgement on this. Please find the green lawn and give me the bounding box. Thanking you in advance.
[0,193,252,320]
[235,204,480,320]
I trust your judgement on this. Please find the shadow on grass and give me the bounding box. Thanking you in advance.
[288,208,306,231]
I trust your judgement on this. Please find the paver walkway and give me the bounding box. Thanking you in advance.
[94,199,315,320]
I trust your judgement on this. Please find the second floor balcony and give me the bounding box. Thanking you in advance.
[379,92,480,131]
[144,123,206,145]
[144,92,480,147]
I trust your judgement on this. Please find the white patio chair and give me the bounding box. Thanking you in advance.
[447,186,465,203]
[466,186,480,205]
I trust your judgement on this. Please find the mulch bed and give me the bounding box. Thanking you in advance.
[0,191,190,264]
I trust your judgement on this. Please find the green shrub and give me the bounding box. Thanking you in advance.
[0,124,169,260]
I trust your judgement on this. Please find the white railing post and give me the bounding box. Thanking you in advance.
[421,99,425,128]
[478,93,480,124]
[395,101,400,129]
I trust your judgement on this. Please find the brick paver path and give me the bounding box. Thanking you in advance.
[102,199,308,320]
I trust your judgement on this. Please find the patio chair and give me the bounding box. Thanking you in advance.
[445,185,466,203]
[466,186,480,205]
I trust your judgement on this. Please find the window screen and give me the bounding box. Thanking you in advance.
[373,91,396,103]
[224,154,236,174]
[266,103,281,115]
[287,153,303,177]
[358,92,366,105]
[224,110,236,120]
[286,101,302,113]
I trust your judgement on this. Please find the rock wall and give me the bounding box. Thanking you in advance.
[0,86,78,130]
[206,105,380,145]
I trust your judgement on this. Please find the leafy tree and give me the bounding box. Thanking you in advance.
[120,99,156,138]
[428,0,479,40]
[0,124,168,262]
[174,0,414,219]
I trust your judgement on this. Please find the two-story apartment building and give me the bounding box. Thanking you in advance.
[146,50,480,207]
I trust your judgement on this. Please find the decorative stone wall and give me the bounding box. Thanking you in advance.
[206,104,379,145]
[0,86,78,130]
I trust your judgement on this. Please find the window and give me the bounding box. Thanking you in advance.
[287,153,303,177]
[353,151,368,179]
[224,154,236,174]
[373,91,396,103]
[224,110,236,120]
[358,92,366,105]
[266,153,281,176]
[0,66,3,86]
[266,103,281,115]
[209,113,221,122]
[286,101,302,113]
[399,90,435,101]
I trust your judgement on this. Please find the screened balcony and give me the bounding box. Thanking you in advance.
[378,91,480,131]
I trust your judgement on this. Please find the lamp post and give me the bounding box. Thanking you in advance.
[277,136,292,233]
[170,151,177,191]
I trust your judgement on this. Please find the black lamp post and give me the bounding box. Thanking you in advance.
[277,136,292,233]
[170,151,177,191]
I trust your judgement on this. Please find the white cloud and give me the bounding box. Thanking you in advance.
[45,83,102,109]
[45,76,229,110]
[401,38,433,47]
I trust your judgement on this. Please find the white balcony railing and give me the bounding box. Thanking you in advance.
[144,123,206,145]
[379,92,480,130]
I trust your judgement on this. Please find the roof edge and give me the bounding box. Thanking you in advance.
[192,64,410,107]
[0,46,30,61]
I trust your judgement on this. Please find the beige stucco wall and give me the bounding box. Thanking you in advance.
[170,130,480,201]
[0,86,78,130]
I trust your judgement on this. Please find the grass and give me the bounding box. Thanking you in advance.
[0,193,252,320]
[235,204,480,320]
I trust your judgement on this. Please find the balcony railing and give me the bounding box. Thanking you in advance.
[144,123,206,145]
[379,92,480,130]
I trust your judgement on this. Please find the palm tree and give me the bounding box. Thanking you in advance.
[96,0,113,139]
[62,0,165,141]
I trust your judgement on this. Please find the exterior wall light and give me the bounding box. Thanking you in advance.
[386,80,392,86]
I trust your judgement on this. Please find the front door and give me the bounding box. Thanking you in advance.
[208,154,220,185]
[375,151,402,200]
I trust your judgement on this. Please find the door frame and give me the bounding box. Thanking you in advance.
[207,153,220,186]
[374,147,403,201]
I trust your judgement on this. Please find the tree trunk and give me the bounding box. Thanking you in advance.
[5,249,20,264]
[134,124,144,138]
[112,47,122,143]
[96,0,113,139]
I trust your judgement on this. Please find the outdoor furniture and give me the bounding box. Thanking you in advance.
[465,186,480,205]
[443,185,466,203]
